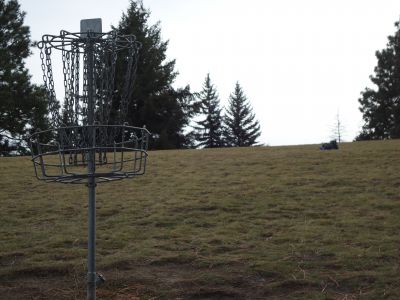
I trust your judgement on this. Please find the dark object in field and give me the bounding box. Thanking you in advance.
[320,140,338,150]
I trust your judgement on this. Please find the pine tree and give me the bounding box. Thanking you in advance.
[357,21,400,140]
[0,0,49,155]
[194,74,224,148]
[223,82,261,147]
[115,1,198,149]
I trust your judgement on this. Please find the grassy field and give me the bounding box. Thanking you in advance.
[1,140,400,299]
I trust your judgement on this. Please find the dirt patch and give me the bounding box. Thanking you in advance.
[0,262,285,299]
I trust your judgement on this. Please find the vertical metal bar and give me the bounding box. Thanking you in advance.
[86,36,96,300]
[87,178,96,300]
[36,138,47,177]
[113,141,117,171]
[120,125,126,169]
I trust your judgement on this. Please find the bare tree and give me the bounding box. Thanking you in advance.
[330,112,345,143]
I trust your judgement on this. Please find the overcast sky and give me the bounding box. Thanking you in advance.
[19,0,400,145]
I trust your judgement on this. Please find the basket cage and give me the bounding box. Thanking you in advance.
[29,24,149,184]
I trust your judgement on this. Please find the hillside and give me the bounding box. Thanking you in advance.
[1,141,400,299]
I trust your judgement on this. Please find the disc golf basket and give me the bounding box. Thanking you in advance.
[29,19,148,300]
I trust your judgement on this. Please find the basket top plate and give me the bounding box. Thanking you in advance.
[80,18,102,38]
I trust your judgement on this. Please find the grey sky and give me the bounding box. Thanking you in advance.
[19,0,400,145]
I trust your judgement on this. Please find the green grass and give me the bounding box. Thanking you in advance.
[1,140,400,299]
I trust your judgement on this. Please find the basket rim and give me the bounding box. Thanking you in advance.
[29,124,149,184]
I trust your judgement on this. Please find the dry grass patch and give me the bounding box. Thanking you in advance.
[1,140,400,299]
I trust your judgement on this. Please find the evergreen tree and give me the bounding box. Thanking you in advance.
[194,74,224,148]
[0,0,49,155]
[357,21,400,140]
[115,1,198,149]
[223,82,261,147]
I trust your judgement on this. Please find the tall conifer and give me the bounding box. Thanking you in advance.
[0,0,49,155]
[223,82,261,147]
[116,1,198,149]
[194,74,224,148]
[357,21,400,140]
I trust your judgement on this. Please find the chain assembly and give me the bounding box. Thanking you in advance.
[38,31,140,128]
[37,30,141,167]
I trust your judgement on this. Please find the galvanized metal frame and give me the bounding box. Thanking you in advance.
[30,20,145,300]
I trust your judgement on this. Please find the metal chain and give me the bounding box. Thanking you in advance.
[82,51,88,124]
[68,47,75,124]
[62,40,70,125]
[119,38,139,124]
[39,44,61,128]
[74,45,80,125]
[38,30,141,157]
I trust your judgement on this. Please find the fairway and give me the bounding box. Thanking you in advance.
[1,140,400,299]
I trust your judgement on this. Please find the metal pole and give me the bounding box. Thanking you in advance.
[86,36,96,300]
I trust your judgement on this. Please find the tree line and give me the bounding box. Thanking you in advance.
[0,0,260,155]
[3,0,400,154]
